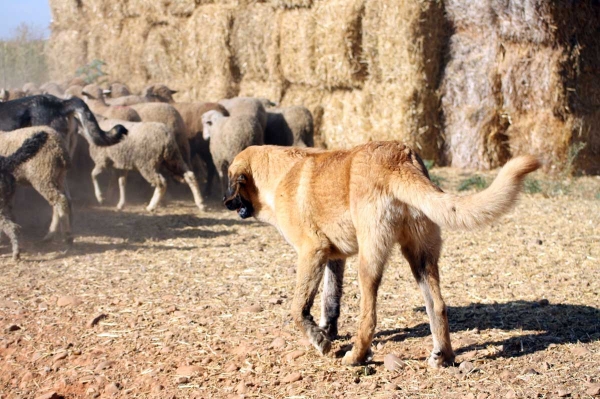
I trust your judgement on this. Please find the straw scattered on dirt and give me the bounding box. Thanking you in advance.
[1,169,599,399]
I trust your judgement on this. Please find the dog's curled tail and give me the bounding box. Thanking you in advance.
[394,155,540,230]
[0,131,49,174]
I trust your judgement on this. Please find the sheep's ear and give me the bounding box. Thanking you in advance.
[102,89,112,95]
[169,89,178,95]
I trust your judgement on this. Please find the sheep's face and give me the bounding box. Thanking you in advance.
[202,110,223,141]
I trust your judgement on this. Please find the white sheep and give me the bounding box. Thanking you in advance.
[202,110,264,196]
[92,119,205,212]
[0,127,72,244]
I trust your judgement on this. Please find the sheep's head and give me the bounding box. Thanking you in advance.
[201,110,225,141]
[109,83,131,98]
[0,89,8,102]
[143,84,177,103]
[82,84,103,100]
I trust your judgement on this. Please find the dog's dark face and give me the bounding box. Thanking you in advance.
[223,173,255,219]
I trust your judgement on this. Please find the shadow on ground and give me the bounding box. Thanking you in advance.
[375,301,600,359]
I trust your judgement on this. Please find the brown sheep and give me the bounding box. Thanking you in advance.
[0,127,72,244]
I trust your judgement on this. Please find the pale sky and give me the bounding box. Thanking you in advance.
[0,0,52,39]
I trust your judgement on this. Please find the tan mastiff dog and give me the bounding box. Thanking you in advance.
[224,141,539,367]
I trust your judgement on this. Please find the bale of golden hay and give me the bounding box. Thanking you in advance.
[279,9,317,86]
[48,0,84,29]
[279,1,366,89]
[440,30,511,169]
[231,4,282,82]
[444,0,600,172]
[238,80,284,104]
[362,0,445,85]
[319,89,369,149]
[142,20,188,87]
[363,82,443,162]
[183,5,238,102]
[270,0,313,8]
[312,0,366,89]
[45,30,88,80]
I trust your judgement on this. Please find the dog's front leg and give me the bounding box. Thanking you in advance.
[319,259,345,340]
[292,249,332,355]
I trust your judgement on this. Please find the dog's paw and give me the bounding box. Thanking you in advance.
[341,348,373,366]
[308,328,332,355]
[427,350,455,368]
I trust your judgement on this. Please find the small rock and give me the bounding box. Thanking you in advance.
[461,350,478,360]
[241,304,263,313]
[176,376,189,384]
[376,342,384,351]
[151,384,164,393]
[88,314,107,328]
[235,381,248,394]
[165,305,178,314]
[465,394,475,399]
[477,393,488,399]
[281,372,302,383]
[176,365,201,377]
[383,353,403,372]
[104,382,120,395]
[285,350,305,362]
[587,383,600,396]
[160,346,172,354]
[505,390,516,399]
[270,337,285,349]
[557,389,571,397]
[571,346,590,356]
[95,361,114,372]
[538,298,549,307]
[298,338,312,348]
[384,383,398,391]
[53,350,68,362]
[269,298,283,305]
[35,391,62,399]
[224,363,239,373]
[6,324,21,332]
[522,368,539,375]
[459,361,475,373]
[56,296,81,307]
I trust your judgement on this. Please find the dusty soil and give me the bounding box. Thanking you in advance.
[1,168,599,399]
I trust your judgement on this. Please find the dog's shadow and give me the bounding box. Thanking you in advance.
[374,300,600,360]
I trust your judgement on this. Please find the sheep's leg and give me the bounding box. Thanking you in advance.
[33,180,72,244]
[0,215,20,260]
[183,171,206,212]
[91,165,106,205]
[116,171,128,211]
[139,168,167,212]
[219,162,230,199]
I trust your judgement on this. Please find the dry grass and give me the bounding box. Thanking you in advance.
[1,169,598,398]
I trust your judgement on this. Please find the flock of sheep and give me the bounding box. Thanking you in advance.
[0,79,315,260]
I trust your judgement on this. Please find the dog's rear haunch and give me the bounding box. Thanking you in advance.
[224,141,540,367]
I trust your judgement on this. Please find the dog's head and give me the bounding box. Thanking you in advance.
[223,152,258,219]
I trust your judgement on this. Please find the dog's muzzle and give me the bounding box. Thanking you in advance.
[223,185,254,219]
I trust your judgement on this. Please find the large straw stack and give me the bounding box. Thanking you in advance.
[442,0,600,172]
[46,0,599,173]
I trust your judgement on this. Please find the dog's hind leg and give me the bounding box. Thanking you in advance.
[319,259,345,340]
[292,247,332,356]
[401,223,454,368]
[341,239,390,366]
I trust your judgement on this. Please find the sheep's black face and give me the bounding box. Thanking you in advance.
[223,175,254,219]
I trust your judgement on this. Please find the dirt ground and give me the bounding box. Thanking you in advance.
[0,167,599,399]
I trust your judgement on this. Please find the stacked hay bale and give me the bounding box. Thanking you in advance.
[46,0,599,172]
[442,0,600,172]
